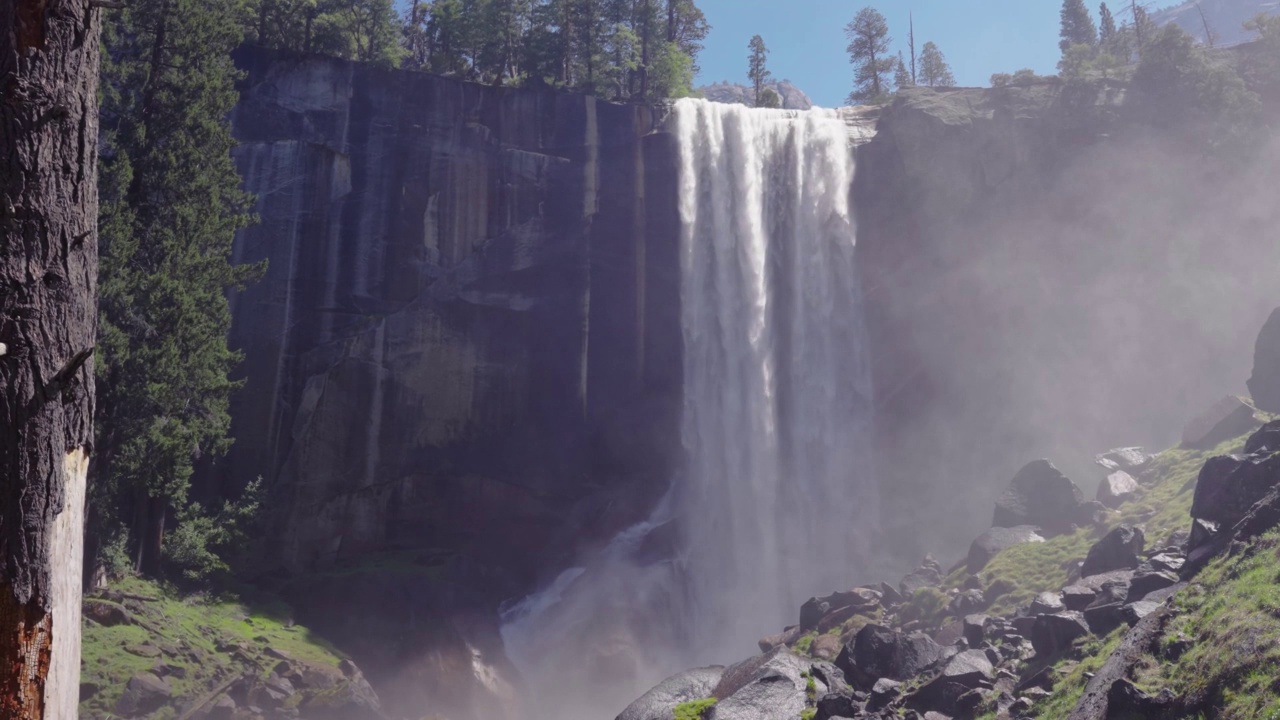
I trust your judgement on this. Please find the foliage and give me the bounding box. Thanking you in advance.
[1059,0,1098,53]
[747,34,771,106]
[894,51,914,90]
[899,586,948,627]
[1241,13,1280,98]
[794,631,817,655]
[758,86,782,108]
[1129,24,1262,155]
[917,41,955,87]
[990,68,1049,87]
[401,0,706,100]
[163,479,264,583]
[96,0,265,578]
[250,0,407,66]
[673,697,717,720]
[845,6,894,105]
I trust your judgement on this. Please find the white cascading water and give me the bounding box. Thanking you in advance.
[499,98,877,719]
[674,98,877,658]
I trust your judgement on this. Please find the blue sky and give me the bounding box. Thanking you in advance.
[692,1,1177,106]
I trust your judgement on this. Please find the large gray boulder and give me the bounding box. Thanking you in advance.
[1248,307,1280,413]
[992,460,1086,535]
[616,666,724,720]
[1030,612,1090,658]
[114,672,172,717]
[967,525,1045,572]
[709,649,821,720]
[1245,420,1280,455]
[1094,447,1154,474]
[837,624,945,690]
[1081,525,1145,577]
[907,650,994,713]
[1191,452,1280,528]
[1096,471,1139,509]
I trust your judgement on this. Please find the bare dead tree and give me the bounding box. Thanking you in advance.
[1195,2,1218,47]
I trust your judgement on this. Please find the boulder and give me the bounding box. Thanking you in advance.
[867,678,901,711]
[1128,569,1178,600]
[879,582,904,607]
[1123,600,1162,626]
[1191,452,1280,527]
[837,624,945,689]
[810,634,842,661]
[617,666,724,720]
[1061,584,1097,611]
[207,694,236,720]
[899,562,943,598]
[709,649,818,720]
[114,672,172,717]
[1245,420,1280,455]
[1083,602,1126,636]
[300,662,386,720]
[1081,525,1145,577]
[1030,612,1090,658]
[813,692,857,720]
[1096,471,1139,509]
[759,626,805,653]
[967,526,1045,573]
[962,615,988,647]
[800,596,832,631]
[1182,396,1262,449]
[83,599,132,627]
[1248,307,1280,413]
[1094,448,1154,474]
[1028,592,1065,615]
[949,589,986,616]
[907,650,994,713]
[992,460,1086,535]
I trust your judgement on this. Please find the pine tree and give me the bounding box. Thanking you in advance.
[846,6,894,105]
[1098,2,1117,47]
[1059,0,1098,53]
[894,51,914,90]
[747,34,771,106]
[96,0,265,578]
[250,0,405,66]
[918,41,955,86]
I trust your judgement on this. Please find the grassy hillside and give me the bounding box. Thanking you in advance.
[81,576,349,719]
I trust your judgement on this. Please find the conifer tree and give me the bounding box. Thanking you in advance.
[747,34,771,106]
[894,51,915,90]
[846,6,894,104]
[96,0,264,577]
[1059,0,1098,53]
[918,41,955,86]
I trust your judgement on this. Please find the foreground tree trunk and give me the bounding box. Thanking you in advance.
[0,0,100,715]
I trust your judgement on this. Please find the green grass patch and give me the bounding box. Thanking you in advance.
[1141,529,1280,719]
[793,632,816,655]
[977,529,1093,617]
[1027,628,1127,718]
[81,576,346,718]
[673,697,717,720]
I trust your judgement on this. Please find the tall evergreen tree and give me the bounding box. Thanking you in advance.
[918,41,955,86]
[1059,0,1098,53]
[845,6,893,105]
[747,34,771,106]
[1098,2,1117,47]
[96,0,264,578]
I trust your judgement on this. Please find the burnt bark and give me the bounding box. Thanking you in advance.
[0,0,100,714]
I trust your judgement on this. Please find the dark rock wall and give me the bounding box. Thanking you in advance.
[856,84,1280,563]
[223,46,681,590]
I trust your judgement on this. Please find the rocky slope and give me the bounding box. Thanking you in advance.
[696,80,815,109]
[79,578,384,720]
[617,312,1280,720]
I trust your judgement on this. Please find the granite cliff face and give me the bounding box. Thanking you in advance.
[223,46,682,715]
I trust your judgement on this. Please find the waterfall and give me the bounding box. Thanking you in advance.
[673,98,877,658]
[499,98,876,719]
